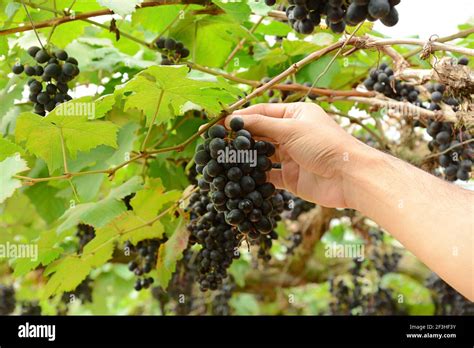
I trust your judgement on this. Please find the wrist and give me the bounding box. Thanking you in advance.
[339,141,384,210]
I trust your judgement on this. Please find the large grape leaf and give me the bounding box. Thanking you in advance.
[13,230,64,277]
[15,102,119,173]
[116,65,239,126]
[155,219,189,289]
[114,212,165,245]
[57,176,143,232]
[43,257,91,298]
[110,181,182,244]
[130,178,181,220]
[0,155,28,203]
[43,237,114,298]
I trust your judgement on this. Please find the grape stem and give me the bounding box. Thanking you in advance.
[141,89,165,151]
[423,138,474,161]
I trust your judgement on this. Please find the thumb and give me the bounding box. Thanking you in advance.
[225,114,289,142]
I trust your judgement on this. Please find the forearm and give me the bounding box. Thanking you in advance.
[342,144,474,300]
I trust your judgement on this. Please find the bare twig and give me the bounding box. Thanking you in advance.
[360,37,474,57]
[333,95,459,123]
[404,27,474,59]
[423,139,474,161]
[328,110,388,149]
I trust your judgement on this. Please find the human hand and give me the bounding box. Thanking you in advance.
[225,102,368,208]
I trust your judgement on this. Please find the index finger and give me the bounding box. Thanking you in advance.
[233,103,294,119]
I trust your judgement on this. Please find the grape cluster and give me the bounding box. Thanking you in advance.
[12,46,79,116]
[163,248,201,314]
[423,60,472,182]
[186,190,241,291]
[255,229,279,262]
[0,285,15,315]
[426,274,474,315]
[76,223,95,253]
[285,193,316,220]
[155,37,190,65]
[364,63,421,104]
[426,120,472,181]
[62,277,93,304]
[187,116,292,289]
[270,0,401,35]
[363,61,472,182]
[328,261,400,315]
[196,118,279,239]
[20,301,42,316]
[328,277,352,314]
[368,229,401,275]
[127,238,167,291]
[211,279,235,315]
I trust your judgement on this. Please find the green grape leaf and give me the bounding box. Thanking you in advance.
[132,5,184,33]
[96,0,142,17]
[130,178,182,220]
[248,0,271,16]
[82,225,118,259]
[39,21,88,47]
[155,219,189,289]
[13,230,64,277]
[0,137,25,161]
[57,176,143,232]
[255,21,292,36]
[25,183,69,224]
[43,256,91,298]
[346,22,374,36]
[212,0,251,23]
[282,39,321,56]
[117,65,238,126]
[15,106,119,173]
[0,155,28,203]
[43,224,117,298]
[115,212,165,245]
[94,94,116,119]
